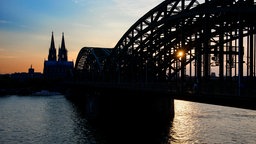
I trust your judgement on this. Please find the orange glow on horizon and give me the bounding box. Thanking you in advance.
[0,51,77,74]
[0,31,78,74]
[0,57,43,74]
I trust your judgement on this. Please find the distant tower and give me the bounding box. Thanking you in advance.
[58,32,68,61]
[48,32,57,61]
[28,65,34,74]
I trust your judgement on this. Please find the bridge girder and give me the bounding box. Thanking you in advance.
[104,0,256,82]
[75,47,112,80]
[76,0,256,83]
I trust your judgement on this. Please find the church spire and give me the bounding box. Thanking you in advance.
[61,32,66,50]
[58,32,68,61]
[50,31,55,50]
[48,31,57,61]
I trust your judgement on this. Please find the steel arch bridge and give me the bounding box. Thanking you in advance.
[75,47,112,81]
[75,0,256,89]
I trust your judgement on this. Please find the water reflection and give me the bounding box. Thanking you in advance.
[1,96,255,144]
[169,100,256,143]
[170,100,199,143]
[0,95,97,144]
[71,98,256,144]
[72,101,172,144]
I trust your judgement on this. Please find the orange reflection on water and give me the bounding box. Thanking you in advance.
[170,100,202,144]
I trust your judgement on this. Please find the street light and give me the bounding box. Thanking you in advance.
[176,49,185,96]
[177,49,184,59]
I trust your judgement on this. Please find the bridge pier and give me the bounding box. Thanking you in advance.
[65,82,174,143]
[65,82,174,125]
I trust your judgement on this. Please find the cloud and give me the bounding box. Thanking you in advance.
[0,48,16,60]
[72,0,85,4]
[71,0,88,7]
[72,0,78,3]
[112,0,163,17]
[0,20,11,24]
[72,23,92,28]
[0,55,16,59]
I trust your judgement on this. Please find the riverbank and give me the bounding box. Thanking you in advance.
[175,94,256,110]
[0,77,65,96]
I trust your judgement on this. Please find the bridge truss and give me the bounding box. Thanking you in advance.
[75,0,256,87]
[75,47,112,81]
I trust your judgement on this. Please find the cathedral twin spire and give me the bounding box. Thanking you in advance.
[48,32,57,61]
[48,32,68,62]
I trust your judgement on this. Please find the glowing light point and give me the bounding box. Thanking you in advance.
[177,50,184,58]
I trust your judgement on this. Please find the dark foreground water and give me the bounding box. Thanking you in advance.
[0,95,256,144]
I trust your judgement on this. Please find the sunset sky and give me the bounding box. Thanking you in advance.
[0,0,165,74]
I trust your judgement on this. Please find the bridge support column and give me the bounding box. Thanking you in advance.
[195,32,202,96]
[249,26,254,78]
[238,16,244,96]
[203,13,211,79]
[219,22,224,79]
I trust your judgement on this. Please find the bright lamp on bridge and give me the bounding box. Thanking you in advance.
[177,50,184,58]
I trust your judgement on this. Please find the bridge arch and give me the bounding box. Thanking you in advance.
[75,47,112,81]
[105,0,256,83]
[76,0,256,84]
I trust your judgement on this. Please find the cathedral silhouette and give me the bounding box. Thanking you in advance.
[43,32,74,79]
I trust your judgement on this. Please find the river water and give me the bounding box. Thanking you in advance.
[0,95,255,144]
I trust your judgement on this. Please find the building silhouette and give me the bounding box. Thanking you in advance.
[10,65,43,82]
[43,32,74,79]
